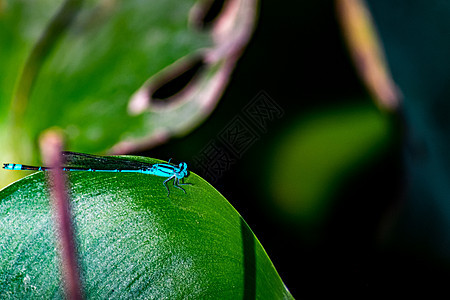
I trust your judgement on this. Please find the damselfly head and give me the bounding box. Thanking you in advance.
[176,162,188,178]
[178,162,187,171]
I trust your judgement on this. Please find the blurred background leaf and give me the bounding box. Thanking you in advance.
[0,159,292,298]
[365,0,450,274]
[0,0,257,187]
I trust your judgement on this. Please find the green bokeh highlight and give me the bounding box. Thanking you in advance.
[267,102,392,233]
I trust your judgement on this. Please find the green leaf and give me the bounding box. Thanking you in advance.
[0,156,292,298]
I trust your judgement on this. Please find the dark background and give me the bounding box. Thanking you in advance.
[146,0,450,297]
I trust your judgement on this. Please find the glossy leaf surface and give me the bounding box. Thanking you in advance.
[0,156,292,298]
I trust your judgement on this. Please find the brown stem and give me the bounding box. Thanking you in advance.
[40,130,83,300]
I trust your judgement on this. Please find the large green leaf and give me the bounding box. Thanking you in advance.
[0,155,292,298]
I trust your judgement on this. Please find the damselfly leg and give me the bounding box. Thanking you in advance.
[173,178,187,194]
